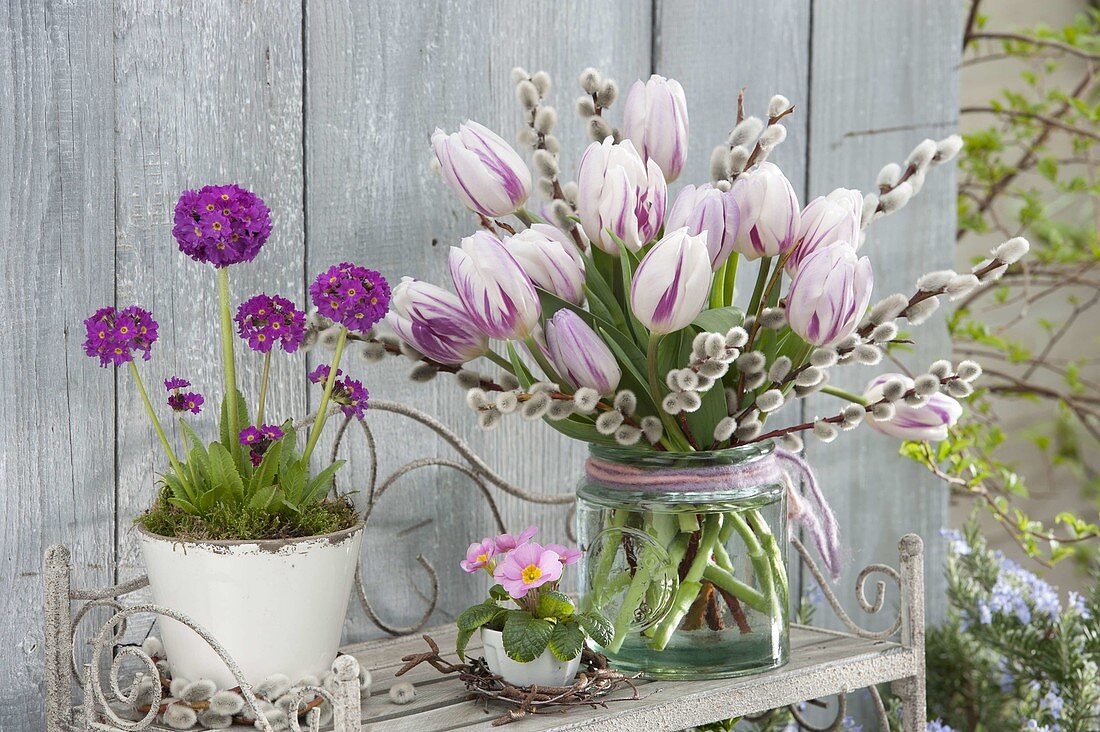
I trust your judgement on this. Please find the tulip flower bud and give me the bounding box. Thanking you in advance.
[576,137,667,254]
[621,74,689,182]
[665,183,741,271]
[431,121,532,217]
[449,231,541,340]
[729,162,800,260]
[630,228,712,335]
[863,373,962,441]
[786,188,862,274]
[385,278,489,366]
[786,246,874,347]
[544,310,622,395]
[506,224,586,305]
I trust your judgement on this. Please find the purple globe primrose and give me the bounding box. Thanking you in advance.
[167,391,204,415]
[239,423,286,467]
[172,184,272,267]
[308,364,370,420]
[235,294,306,353]
[460,538,497,573]
[493,525,538,553]
[492,542,564,599]
[385,277,489,365]
[163,376,191,391]
[309,262,391,334]
[82,305,159,367]
[308,363,339,384]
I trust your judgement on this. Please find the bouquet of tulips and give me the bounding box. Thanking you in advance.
[307,66,1029,659]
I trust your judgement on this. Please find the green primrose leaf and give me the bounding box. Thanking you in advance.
[502,611,554,663]
[548,619,586,662]
[576,611,614,647]
[536,590,576,620]
[457,602,503,632]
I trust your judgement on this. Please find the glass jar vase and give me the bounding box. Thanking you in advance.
[576,442,789,679]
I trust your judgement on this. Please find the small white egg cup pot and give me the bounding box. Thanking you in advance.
[480,627,583,688]
[139,522,364,689]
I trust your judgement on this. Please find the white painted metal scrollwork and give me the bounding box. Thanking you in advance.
[41,407,927,731]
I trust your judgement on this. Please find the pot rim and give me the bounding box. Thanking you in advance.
[137,519,365,548]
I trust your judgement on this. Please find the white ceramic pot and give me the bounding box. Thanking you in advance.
[138,523,363,689]
[480,627,582,687]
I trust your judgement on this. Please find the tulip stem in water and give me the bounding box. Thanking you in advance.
[820,385,867,406]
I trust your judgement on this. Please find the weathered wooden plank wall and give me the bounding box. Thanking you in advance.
[1,0,116,725]
[0,2,959,728]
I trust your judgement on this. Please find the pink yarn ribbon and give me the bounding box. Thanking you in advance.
[585,449,842,579]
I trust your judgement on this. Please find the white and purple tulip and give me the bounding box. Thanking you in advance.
[665,183,741,271]
[621,74,689,183]
[544,309,621,394]
[448,231,541,340]
[629,228,712,335]
[385,277,488,365]
[505,224,587,306]
[431,121,532,218]
[786,246,874,347]
[576,137,667,254]
[786,188,862,275]
[864,374,962,441]
[729,162,801,260]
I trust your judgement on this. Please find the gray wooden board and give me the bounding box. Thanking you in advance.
[0,1,116,728]
[0,3,960,728]
[304,0,652,643]
[652,0,813,615]
[803,1,961,724]
[112,0,307,585]
[348,624,915,731]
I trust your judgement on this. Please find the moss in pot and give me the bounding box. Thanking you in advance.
[455,528,614,688]
[81,184,391,687]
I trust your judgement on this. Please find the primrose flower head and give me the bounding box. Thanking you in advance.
[235,294,306,353]
[172,184,272,267]
[164,377,191,391]
[82,305,159,367]
[239,423,285,466]
[545,543,583,565]
[309,262,391,334]
[460,538,497,573]
[493,525,537,553]
[492,542,563,599]
[167,391,204,415]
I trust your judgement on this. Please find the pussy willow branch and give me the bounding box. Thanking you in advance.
[735,374,964,446]
[740,104,796,173]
